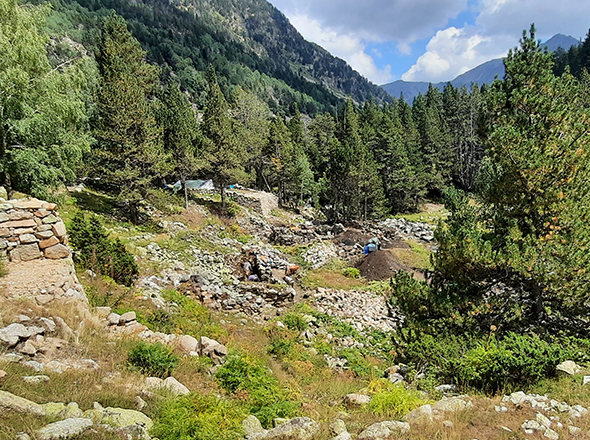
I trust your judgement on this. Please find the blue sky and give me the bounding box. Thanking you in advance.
[266,0,590,85]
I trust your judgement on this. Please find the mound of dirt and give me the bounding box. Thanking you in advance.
[355,250,410,281]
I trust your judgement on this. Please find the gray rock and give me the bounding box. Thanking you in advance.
[18,340,37,355]
[243,415,267,438]
[37,418,93,440]
[357,421,410,439]
[404,404,433,423]
[119,311,137,324]
[0,353,23,363]
[556,360,580,376]
[0,323,30,346]
[344,393,371,407]
[432,397,473,412]
[161,376,190,395]
[0,390,45,415]
[330,419,347,435]
[23,375,50,384]
[176,335,199,354]
[544,428,559,440]
[107,313,121,325]
[40,317,56,333]
[263,417,320,440]
[53,316,75,341]
[83,405,153,430]
[22,360,44,372]
[15,433,30,440]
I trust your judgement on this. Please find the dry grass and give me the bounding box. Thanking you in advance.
[301,268,368,290]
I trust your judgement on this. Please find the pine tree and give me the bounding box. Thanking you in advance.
[201,66,248,209]
[157,81,200,209]
[434,25,590,332]
[93,13,168,223]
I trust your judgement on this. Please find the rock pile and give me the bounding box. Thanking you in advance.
[0,390,153,440]
[313,287,399,332]
[302,241,338,269]
[379,218,435,243]
[0,197,70,262]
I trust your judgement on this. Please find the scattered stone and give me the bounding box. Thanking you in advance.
[84,405,153,430]
[23,375,50,384]
[330,419,347,435]
[118,311,136,324]
[135,396,147,411]
[544,428,559,440]
[0,323,30,346]
[0,369,5,382]
[94,307,111,319]
[442,420,454,428]
[405,404,433,423]
[176,335,199,354]
[330,433,353,440]
[432,396,473,412]
[15,433,30,440]
[0,390,45,415]
[161,376,190,395]
[569,426,582,434]
[107,313,121,325]
[262,417,320,440]
[53,316,75,341]
[435,384,457,393]
[357,421,410,439]
[37,418,93,440]
[22,360,44,371]
[556,360,580,376]
[536,412,552,429]
[19,340,38,355]
[344,393,371,407]
[243,415,268,439]
[583,376,590,385]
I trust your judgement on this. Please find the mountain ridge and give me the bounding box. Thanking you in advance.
[381,33,579,102]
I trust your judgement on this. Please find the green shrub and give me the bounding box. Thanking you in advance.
[282,313,308,331]
[69,212,138,286]
[342,267,360,278]
[151,393,247,440]
[128,341,179,378]
[367,379,427,417]
[401,333,590,391]
[215,351,298,427]
[145,188,184,215]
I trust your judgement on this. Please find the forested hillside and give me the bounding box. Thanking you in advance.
[40,0,390,115]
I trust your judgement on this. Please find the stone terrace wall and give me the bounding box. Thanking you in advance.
[0,198,70,262]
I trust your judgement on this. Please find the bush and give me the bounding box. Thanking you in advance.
[151,393,247,440]
[69,212,138,286]
[215,351,298,427]
[342,267,360,278]
[401,333,590,391]
[281,313,308,331]
[128,341,179,378]
[367,379,427,417]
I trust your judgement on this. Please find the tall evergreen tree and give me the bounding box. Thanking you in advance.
[93,13,167,223]
[201,66,248,209]
[157,81,200,209]
[434,26,590,333]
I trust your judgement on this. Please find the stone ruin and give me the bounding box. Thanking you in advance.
[0,198,70,262]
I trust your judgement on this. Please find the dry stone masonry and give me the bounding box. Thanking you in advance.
[0,197,70,262]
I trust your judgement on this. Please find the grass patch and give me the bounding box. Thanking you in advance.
[389,240,432,271]
[301,260,368,290]
[393,203,448,225]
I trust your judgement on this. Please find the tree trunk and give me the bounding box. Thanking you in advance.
[530,280,544,321]
[220,185,226,210]
[181,172,188,210]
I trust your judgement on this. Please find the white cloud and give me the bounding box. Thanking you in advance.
[402,27,508,82]
[289,14,394,84]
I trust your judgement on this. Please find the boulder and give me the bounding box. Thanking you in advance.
[10,243,42,262]
[119,311,137,324]
[23,375,50,384]
[556,360,580,376]
[44,244,70,259]
[37,418,93,440]
[0,390,45,415]
[84,403,153,430]
[432,397,473,412]
[357,421,410,439]
[18,340,37,355]
[404,404,433,423]
[0,323,30,346]
[330,419,348,435]
[243,415,267,439]
[344,393,371,407]
[176,335,199,354]
[40,317,56,333]
[330,433,353,440]
[161,376,190,395]
[107,313,121,325]
[263,417,320,440]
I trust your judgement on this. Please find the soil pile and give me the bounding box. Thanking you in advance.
[334,229,371,247]
[355,250,409,281]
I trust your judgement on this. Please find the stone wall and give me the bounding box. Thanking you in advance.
[0,198,70,262]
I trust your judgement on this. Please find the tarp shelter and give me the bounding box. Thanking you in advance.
[171,180,215,191]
